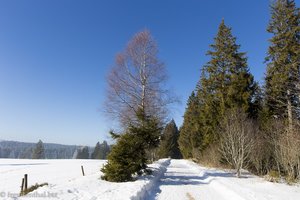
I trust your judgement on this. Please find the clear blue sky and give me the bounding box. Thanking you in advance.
[1,0,298,146]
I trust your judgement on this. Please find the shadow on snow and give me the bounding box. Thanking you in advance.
[144,165,242,200]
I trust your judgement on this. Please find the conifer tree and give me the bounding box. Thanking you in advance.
[179,20,258,160]
[178,91,202,158]
[101,132,146,182]
[91,142,101,159]
[158,119,182,159]
[101,110,161,182]
[32,140,45,159]
[91,141,110,159]
[197,20,257,148]
[99,141,110,159]
[202,19,256,112]
[265,0,300,129]
[76,146,89,159]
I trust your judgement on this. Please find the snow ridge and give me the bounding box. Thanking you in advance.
[130,159,171,200]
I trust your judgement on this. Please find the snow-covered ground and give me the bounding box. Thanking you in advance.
[0,158,169,200]
[0,159,299,200]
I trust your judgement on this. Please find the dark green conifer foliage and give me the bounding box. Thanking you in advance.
[158,119,182,159]
[178,91,202,158]
[99,141,110,159]
[179,20,258,160]
[133,111,162,152]
[91,141,110,159]
[265,0,300,124]
[202,19,256,113]
[91,142,101,159]
[101,133,146,182]
[101,110,161,182]
[76,146,89,159]
[197,20,256,147]
[32,140,45,159]
[248,84,263,119]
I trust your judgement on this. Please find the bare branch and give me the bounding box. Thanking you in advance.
[219,108,256,177]
[104,30,177,128]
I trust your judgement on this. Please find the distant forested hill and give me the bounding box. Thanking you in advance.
[0,140,87,159]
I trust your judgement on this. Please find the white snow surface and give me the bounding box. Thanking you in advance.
[0,159,299,200]
[149,160,300,200]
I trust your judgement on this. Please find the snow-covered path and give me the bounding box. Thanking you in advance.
[149,159,300,200]
[148,159,224,200]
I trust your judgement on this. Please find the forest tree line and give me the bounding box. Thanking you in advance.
[178,0,300,182]
[0,139,111,159]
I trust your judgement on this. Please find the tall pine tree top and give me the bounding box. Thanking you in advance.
[265,0,300,119]
[32,139,45,159]
[186,20,257,154]
[201,19,255,114]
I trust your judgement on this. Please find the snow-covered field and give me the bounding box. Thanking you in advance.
[0,159,299,200]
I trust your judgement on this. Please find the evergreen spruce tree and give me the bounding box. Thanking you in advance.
[32,140,45,159]
[101,132,146,182]
[91,142,101,159]
[92,141,111,159]
[101,110,161,182]
[179,20,258,161]
[265,0,300,129]
[158,119,182,159]
[76,146,89,159]
[197,20,257,148]
[99,141,110,159]
[178,91,202,158]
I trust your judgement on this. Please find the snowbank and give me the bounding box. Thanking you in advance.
[130,159,170,200]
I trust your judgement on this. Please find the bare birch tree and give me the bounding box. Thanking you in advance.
[105,30,175,128]
[219,108,256,178]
